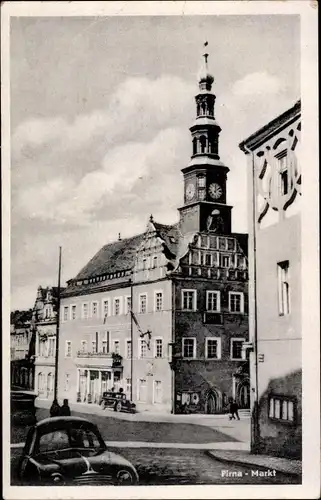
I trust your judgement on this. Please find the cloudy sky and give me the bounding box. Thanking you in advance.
[10,14,300,310]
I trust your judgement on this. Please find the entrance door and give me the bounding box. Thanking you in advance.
[206,389,220,414]
[237,380,250,409]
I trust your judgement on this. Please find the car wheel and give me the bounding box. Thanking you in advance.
[114,401,122,412]
[116,469,134,485]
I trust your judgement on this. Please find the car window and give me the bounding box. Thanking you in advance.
[70,428,101,448]
[38,430,70,453]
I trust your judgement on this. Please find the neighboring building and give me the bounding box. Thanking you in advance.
[239,100,301,459]
[33,286,61,401]
[10,309,35,390]
[58,50,249,414]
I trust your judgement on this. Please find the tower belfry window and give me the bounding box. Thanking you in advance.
[193,138,198,155]
[200,136,206,154]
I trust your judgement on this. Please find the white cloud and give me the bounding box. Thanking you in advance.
[232,72,284,97]
[12,75,194,159]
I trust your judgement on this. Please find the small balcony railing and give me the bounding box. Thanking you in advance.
[76,351,122,367]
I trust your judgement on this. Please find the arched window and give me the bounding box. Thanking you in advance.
[196,103,201,116]
[201,102,206,115]
[47,372,53,395]
[200,136,206,154]
[192,138,198,155]
[38,372,43,394]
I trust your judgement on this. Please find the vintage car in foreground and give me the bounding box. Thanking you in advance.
[99,391,136,413]
[16,416,139,485]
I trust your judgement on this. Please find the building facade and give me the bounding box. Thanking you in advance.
[33,286,61,401]
[10,309,35,390]
[57,50,249,414]
[239,100,301,459]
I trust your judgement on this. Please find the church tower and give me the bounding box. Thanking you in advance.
[179,44,233,235]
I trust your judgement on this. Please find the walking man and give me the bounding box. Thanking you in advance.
[229,399,240,420]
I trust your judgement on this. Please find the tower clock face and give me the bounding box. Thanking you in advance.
[186,183,195,201]
[208,182,223,200]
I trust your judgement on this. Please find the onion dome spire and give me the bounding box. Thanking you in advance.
[198,41,214,91]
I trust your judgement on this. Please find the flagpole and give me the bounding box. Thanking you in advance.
[54,246,62,401]
[130,273,133,402]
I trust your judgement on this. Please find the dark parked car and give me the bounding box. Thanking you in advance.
[100,391,136,413]
[16,416,139,485]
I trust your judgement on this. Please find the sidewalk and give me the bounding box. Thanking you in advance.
[206,450,302,477]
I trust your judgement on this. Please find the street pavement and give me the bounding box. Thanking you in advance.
[11,407,245,446]
[10,446,300,485]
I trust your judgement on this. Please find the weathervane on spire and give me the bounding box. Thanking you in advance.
[203,41,209,65]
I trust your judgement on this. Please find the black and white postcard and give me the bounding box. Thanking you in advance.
[2,1,319,499]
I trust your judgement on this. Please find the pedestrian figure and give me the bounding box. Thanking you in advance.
[60,398,71,416]
[49,399,60,418]
[229,399,240,420]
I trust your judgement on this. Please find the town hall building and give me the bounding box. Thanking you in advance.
[57,50,249,414]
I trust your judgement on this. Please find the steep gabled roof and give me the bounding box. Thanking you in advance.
[153,221,181,257]
[73,233,145,281]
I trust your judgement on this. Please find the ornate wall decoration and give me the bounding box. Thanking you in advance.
[255,122,301,223]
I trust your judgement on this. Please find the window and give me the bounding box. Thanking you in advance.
[206,291,220,312]
[198,176,206,188]
[142,259,147,270]
[113,340,120,355]
[81,340,87,353]
[126,340,132,359]
[64,373,70,392]
[139,339,147,358]
[125,296,131,315]
[278,261,290,315]
[39,430,70,453]
[182,338,196,359]
[199,189,206,201]
[236,255,244,268]
[227,239,235,251]
[48,337,55,357]
[152,256,158,269]
[102,300,109,319]
[205,338,221,359]
[138,379,147,402]
[114,298,121,316]
[102,332,110,354]
[220,254,230,268]
[230,338,245,360]
[204,254,212,266]
[71,305,77,320]
[92,340,97,354]
[154,380,163,404]
[229,292,244,313]
[63,306,69,322]
[82,303,89,319]
[269,396,295,422]
[65,341,72,358]
[92,302,98,318]
[154,338,163,358]
[182,290,197,311]
[278,152,288,195]
[155,292,163,312]
[139,294,147,314]
[47,373,53,394]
